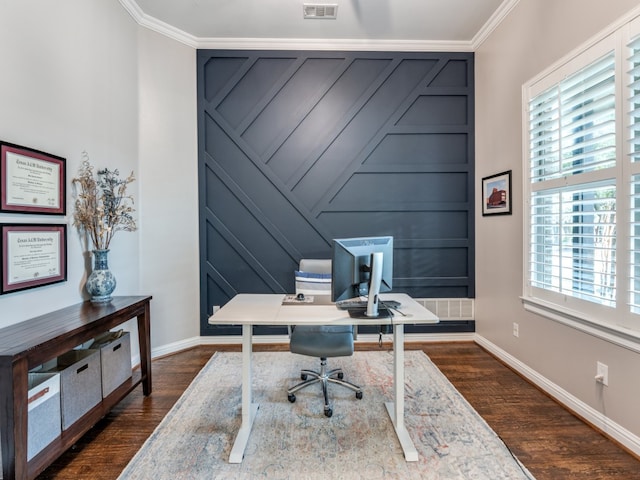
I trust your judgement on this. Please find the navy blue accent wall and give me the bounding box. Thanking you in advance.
[198,50,475,335]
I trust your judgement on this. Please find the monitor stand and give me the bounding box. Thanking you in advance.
[347,307,391,319]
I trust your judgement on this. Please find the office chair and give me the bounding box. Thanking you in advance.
[287,259,362,417]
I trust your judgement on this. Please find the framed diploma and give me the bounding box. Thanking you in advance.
[1,224,67,294]
[0,141,66,215]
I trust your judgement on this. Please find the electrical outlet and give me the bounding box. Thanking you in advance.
[596,361,609,386]
[513,322,519,337]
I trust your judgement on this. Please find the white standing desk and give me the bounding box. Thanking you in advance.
[208,293,439,463]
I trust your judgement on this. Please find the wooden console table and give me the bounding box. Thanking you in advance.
[0,296,152,480]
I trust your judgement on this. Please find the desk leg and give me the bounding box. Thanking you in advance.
[384,323,419,462]
[229,324,259,463]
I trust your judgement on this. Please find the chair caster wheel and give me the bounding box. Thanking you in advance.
[288,393,296,403]
[324,407,333,417]
[337,372,344,379]
[356,391,363,400]
[301,373,308,380]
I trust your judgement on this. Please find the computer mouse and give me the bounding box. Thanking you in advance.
[296,293,305,301]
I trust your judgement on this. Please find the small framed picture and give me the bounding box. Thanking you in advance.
[482,170,512,216]
[1,223,67,294]
[0,141,66,215]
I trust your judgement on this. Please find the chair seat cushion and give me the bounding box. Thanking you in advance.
[289,325,354,357]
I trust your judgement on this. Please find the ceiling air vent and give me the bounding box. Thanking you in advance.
[303,4,338,19]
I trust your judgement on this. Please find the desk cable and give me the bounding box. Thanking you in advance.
[377,300,396,347]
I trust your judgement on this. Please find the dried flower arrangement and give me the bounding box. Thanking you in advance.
[72,152,137,251]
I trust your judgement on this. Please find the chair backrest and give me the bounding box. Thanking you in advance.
[299,259,331,274]
[292,259,356,338]
[296,259,331,296]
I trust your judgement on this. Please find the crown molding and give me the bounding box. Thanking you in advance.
[194,37,474,52]
[472,0,520,49]
[119,0,506,52]
[119,0,199,48]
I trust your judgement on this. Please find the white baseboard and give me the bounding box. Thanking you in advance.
[152,336,203,357]
[474,334,640,457]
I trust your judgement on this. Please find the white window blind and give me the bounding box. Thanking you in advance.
[530,183,616,307]
[529,54,616,184]
[629,37,640,164]
[631,175,640,313]
[629,36,640,313]
[528,52,617,308]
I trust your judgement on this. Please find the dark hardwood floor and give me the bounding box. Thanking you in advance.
[36,342,640,479]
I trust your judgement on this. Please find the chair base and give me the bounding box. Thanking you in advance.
[287,357,362,417]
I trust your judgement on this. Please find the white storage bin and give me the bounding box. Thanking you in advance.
[98,331,132,397]
[46,349,102,430]
[27,372,61,460]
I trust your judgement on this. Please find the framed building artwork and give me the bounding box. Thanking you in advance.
[482,170,512,216]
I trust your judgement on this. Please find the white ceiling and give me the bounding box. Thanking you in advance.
[121,0,517,50]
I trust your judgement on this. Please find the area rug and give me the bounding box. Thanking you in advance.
[118,351,534,479]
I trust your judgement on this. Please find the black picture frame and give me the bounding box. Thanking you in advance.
[0,141,66,215]
[482,170,512,216]
[1,223,67,294]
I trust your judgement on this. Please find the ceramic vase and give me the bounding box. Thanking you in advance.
[86,249,116,303]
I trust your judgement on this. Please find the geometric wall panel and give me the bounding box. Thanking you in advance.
[197,50,475,335]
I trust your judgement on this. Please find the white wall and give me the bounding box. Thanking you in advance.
[0,0,139,325]
[0,1,199,356]
[475,0,640,442]
[137,28,199,351]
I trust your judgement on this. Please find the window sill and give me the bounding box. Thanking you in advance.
[521,296,640,354]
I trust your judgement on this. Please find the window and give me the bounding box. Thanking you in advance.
[524,17,640,339]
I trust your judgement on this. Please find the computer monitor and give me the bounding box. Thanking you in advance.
[331,236,393,317]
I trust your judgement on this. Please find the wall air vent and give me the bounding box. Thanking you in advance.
[303,4,338,19]
[421,298,475,320]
